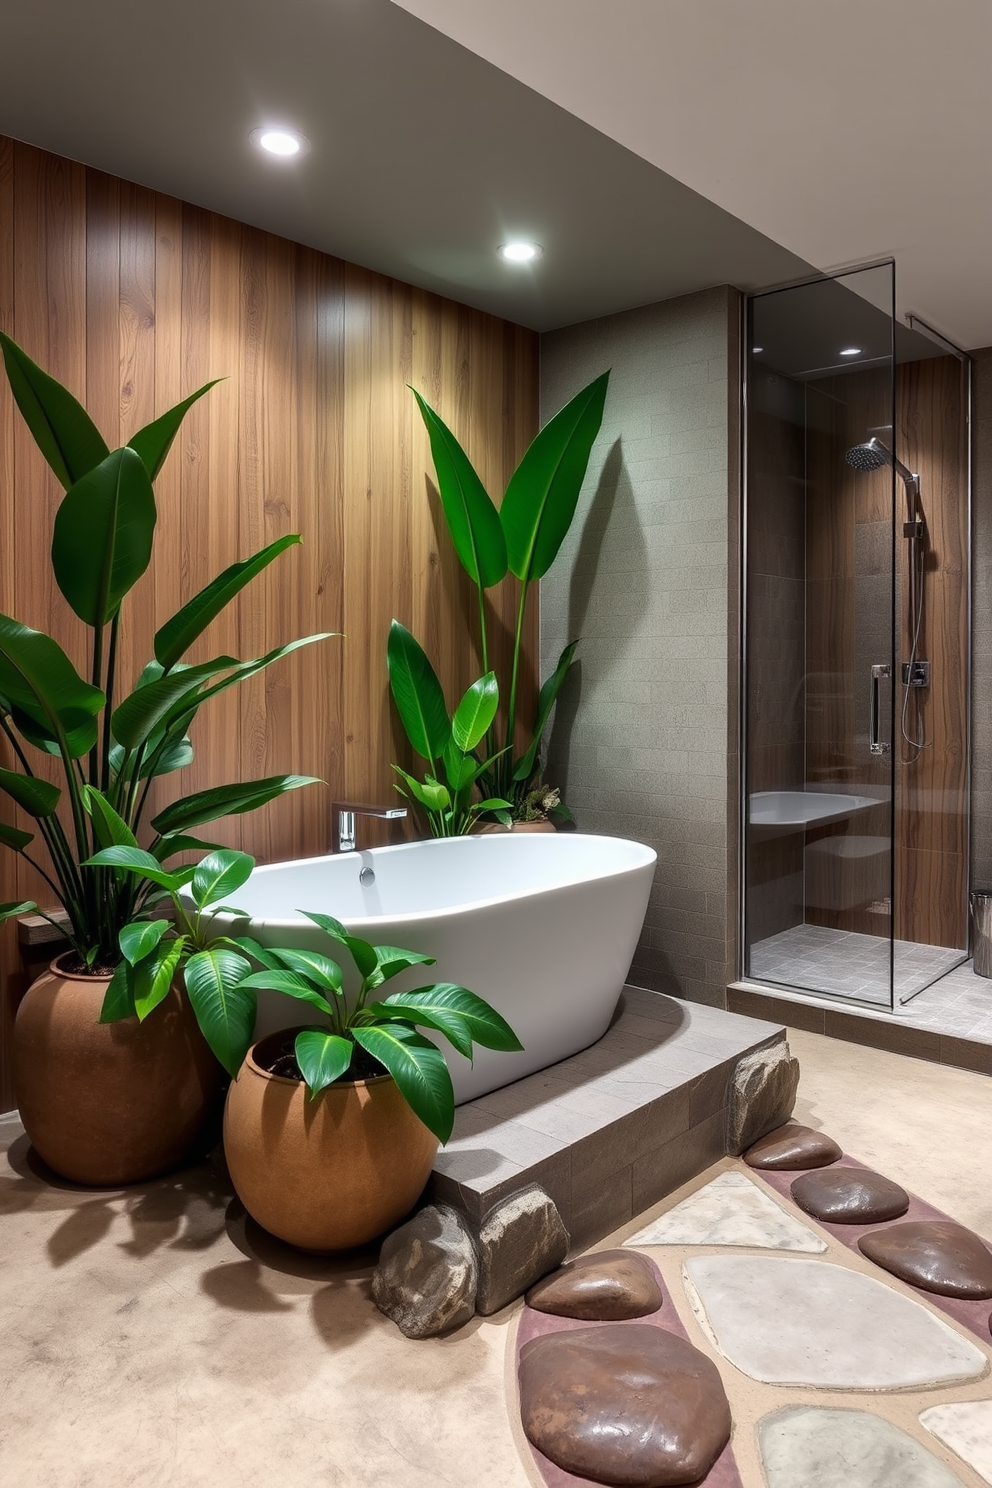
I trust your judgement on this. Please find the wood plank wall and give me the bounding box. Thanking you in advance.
[0,137,539,1109]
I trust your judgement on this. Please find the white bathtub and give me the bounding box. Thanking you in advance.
[206,833,656,1103]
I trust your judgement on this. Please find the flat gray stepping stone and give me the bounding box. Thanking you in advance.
[625,1171,826,1253]
[744,1123,842,1170]
[921,1399,992,1485]
[526,1248,663,1320]
[760,1406,964,1488]
[859,1220,992,1299]
[519,1323,731,1487]
[791,1166,910,1224]
[683,1254,986,1390]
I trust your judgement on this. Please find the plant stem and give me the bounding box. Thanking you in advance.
[101,616,119,795]
[504,579,529,793]
[89,621,104,789]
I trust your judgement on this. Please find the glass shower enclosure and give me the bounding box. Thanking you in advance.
[742,262,970,1010]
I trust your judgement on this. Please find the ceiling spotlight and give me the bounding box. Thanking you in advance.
[250,127,309,159]
[839,347,862,357]
[498,241,543,263]
[752,346,764,354]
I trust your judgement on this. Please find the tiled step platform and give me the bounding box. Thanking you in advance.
[428,985,785,1248]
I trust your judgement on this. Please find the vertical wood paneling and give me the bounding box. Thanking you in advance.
[0,138,538,1108]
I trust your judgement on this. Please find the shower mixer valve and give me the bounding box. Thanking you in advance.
[902,660,931,688]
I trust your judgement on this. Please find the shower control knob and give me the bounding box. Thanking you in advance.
[902,660,931,688]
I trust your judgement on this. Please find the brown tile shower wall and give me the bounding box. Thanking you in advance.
[971,347,992,890]
[539,287,741,1009]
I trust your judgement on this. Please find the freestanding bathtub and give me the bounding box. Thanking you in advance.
[206,833,657,1104]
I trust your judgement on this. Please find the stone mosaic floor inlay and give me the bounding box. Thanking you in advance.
[742,1122,842,1170]
[791,1166,910,1224]
[860,1221,992,1300]
[758,1406,965,1488]
[682,1254,986,1389]
[920,1399,992,1485]
[623,1171,827,1253]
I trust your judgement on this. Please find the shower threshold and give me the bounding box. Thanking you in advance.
[748,924,965,1006]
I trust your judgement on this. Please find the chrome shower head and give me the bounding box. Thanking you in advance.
[845,438,889,472]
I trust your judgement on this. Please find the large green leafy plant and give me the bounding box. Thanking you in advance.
[0,333,328,974]
[412,370,609,819]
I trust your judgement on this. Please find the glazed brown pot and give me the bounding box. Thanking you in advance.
[13,954,222,1186]
[223,1029,440,1251]
[473,819,557,835]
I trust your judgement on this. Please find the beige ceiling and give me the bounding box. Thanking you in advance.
[394,0,992,349]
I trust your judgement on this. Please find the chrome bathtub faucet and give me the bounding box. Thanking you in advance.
[333,802,407,854]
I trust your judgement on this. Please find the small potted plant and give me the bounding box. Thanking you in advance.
[0,334,330,1185]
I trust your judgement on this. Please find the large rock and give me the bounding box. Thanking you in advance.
[726,1040,800,1154]
[791,1168,910,1225]
[859,1221,992,1299]
[744,1123,842,1171]
[526,1248,663,1320]
[519,1323,731,1487]
[475,1184,568,1316]
[372,1204,478,1338]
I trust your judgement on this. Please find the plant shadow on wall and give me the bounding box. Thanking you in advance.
[544,439,650,803]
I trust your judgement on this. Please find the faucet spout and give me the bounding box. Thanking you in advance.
[333,801,407,853]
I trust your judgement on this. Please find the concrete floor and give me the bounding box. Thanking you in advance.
[1,1023,991,1488]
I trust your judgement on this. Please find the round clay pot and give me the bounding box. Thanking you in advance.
[223,1029,439,1251]
[473,819,557,835]
[13,954,222,1186]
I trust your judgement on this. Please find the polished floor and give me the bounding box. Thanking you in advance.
[2,1021,991,1487]
[750,923,967,1007]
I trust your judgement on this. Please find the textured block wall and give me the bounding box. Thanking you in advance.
[540,287,741,1008]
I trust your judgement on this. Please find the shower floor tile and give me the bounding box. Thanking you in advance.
[749,925,965,1007]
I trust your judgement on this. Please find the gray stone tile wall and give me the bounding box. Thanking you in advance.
[540,287,741,1008]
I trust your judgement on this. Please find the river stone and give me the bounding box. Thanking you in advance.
[743,1122,843,1170]
[760,1406,965,1488]
[475,1184,568,1316]
[526,1248,663,1320]
[921,1398,992,1485]
[519,1323,731,1487]
[859,1220,992,1298]
[372,1204,478,1338]
[726,1039,800,1153]
[791,1166,910,1223]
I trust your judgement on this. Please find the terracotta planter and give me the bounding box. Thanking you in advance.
[13,954,222,1186]
[223,1029,439,1251]
[473,819,557,835]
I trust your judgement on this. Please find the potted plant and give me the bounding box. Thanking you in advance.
[410,370,610,826]
[0,333,330,1184]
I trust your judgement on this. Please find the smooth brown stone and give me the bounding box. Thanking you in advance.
[743,1123,843,1171]
[859,1221,992,1299]
[519,1324,731,1487]
[526,1249,663,1321]
[791,1167,910,1224]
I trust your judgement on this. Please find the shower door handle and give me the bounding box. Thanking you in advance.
[869,663,891,755]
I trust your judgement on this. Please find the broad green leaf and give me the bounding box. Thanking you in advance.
[83,786,138,848]
[153,534,301,672]
[451,671,499,754]
[501,370,610,582]
[119,918,169,966]
[267,947,343,994]
[221,934,282,970]
[386,620,450,762]
[0,765,60,818]
[111,731,194,783]
[0,332,109,489]
[150,774,321,835]
[363,1000,473,1059]
[294,1030,354,1097]
[513,638,579,784]
[295,914,377,982]
[380,984,523,1052]
[51,447,156,625]
[191,849,255,910]
[351,1023,454,1143]
[151,832,222,862]
[127,380,222,482]
[133,936,184,1021]
[236,969,336,1016]
[300,910,349,940]
[0,822,33,852]
[0,898,37,922]
[99,959,135,1021]
[111,657,237,750]
[391,766,449,814]
[411,390,507,587]
[0,615,104,758]
[471,797,513,813]
[183,949,255,1076]
[370,946,436,987]
[83,845,187,893]
[441,740,479,793]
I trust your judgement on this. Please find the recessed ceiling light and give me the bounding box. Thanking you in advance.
[752,346,764,354]
[498,241,543,263]
[839,347,862,357]
[250,127,309,159]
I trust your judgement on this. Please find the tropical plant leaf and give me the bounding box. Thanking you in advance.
[513,638,579,784]
[0,766,60,819]
[411,390,507,588]
[83,786,138,848]
[119,918,170,966]
[351,1022,454,1143]
[127,380,222,482]
[473,797,513,813]
[0,898,37,924]
[0,332,109,489]
[294,913,378,982]
[379,984,523,1052]
[151,833,222,862]
[369,946,436,987]
[501,370,610,583]
[83,844,187,893]
[111,656,238,751]
[183,948,255,1076]
[363,1000,472,1059]
[300,910,349,940]
[386,620,450,762]
[451,671,499,754]
[222,935,282,970]
[236,968,336,1016]
[99,958,136,1022]
[190,849,255,911]
[391,765,449,814]
[440,740,479,794]
[151,774,320,835]
[133,936,185,1021]
[294,1030,354,1097]
[267,947,343,994]
[0,615,104,759]
[51,447,157,626]
[153,534,301,672]
[0,822,33,852]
